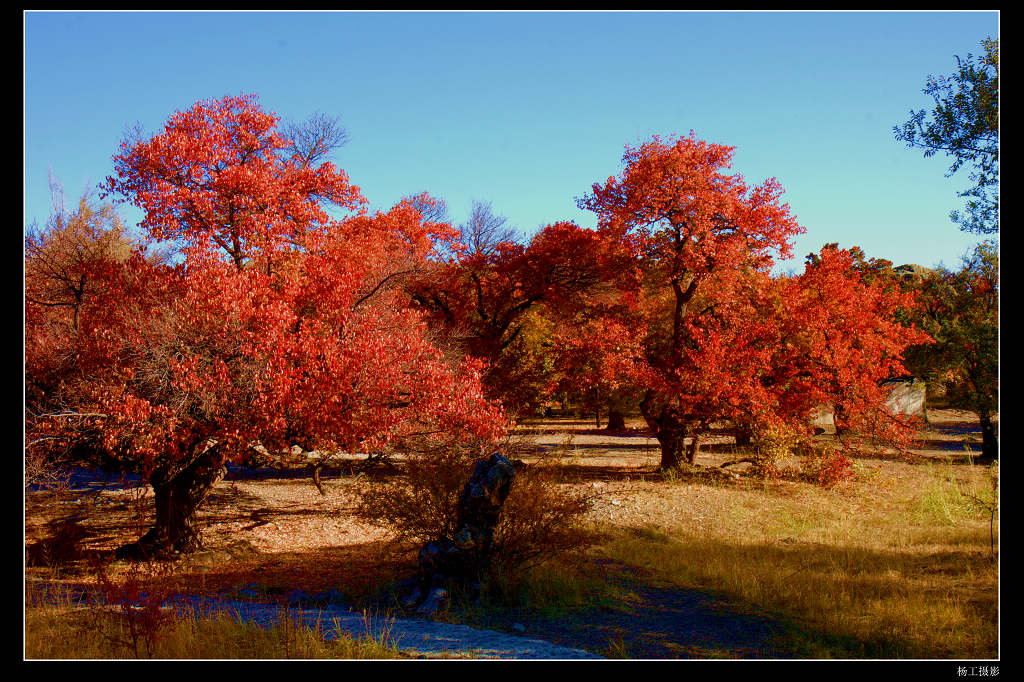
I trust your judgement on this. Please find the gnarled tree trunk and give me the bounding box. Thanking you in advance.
[400,453,518,615]
[116,446,226,560]
[641,391,691,470]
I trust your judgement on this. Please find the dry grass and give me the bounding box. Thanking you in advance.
[578,453,998,657]
[24,409,999,659]
[24,582,409,660]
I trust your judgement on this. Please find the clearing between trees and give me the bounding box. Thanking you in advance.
[25,408,997,659]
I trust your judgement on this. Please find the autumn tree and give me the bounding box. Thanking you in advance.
[579,134,931,471]
[25,183,141,486]
[577,134,803,468]
[762,247,933,453]
[904,240,998,460]
[894,37,999,234]
[410,220,613,414]
[550,314,647,429]
[28,94,507,559]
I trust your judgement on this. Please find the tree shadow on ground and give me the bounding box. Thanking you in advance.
[27,538,416,612]
[26,510,998,659]
[462,527,997,659]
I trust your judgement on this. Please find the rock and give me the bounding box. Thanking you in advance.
[400,452,519,616]
[881,378,927,420]
[415,586,449,617]
[809,378,928,433]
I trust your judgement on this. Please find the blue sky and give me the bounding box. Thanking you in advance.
[25,10,998,273]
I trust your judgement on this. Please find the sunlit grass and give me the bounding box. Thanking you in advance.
[24,584,409,660]
[595,460,999,658]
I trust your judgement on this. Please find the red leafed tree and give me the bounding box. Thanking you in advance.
[410,220,614,414]
[102,94,365,273]
[29,95,507,559]
[765,246,934,453]
[579,133,930,471]
[579,133,804,469]
[549,314,648,429]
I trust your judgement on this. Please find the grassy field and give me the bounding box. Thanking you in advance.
[24,582,409,659]
[24,409,998,659]
[443,411,1000,659]
[590,461,998,658]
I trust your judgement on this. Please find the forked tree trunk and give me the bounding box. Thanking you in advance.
[116,448,227,560]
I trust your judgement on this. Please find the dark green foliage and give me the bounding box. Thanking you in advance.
[894,38,999,234]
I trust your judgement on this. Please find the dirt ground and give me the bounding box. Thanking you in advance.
[24,408,995,658]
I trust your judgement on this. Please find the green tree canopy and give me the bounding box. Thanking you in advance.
[894,37,999,234]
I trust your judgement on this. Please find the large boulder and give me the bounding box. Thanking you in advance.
[881,377,927,419]
[809,378,927,434]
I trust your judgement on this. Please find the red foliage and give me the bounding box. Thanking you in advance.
[102,94,365,270]
[765,246,934,452]
[410,220,620,412]
[28,95,508,553]
[578,133,932,470]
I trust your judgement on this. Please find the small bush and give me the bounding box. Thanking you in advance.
[355,445,471,546]
[750,423,800,479]
[800,443,855,487]
[88,556,182,658]
[749,423,854,487]
[355,445,594,575]
[488,462,595,573]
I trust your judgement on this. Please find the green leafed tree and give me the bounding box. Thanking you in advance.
[894,37,999,234]
[904,240,999,461]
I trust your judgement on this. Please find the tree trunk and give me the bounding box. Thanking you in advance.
[733,421,754,448]
[640,391,689,471]
[606,409,626,432]
[978,412,998,462]
[116,448,227,560]
[833,404,849,436]
[653,420,688,470]
[686,431,702,465]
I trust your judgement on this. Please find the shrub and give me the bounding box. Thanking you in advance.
[355,444,594,575]
[800,443,855,487]
[88,557,181,658]
[488,462,595,573]
[750,423,801,479]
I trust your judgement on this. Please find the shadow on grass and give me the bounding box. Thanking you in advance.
[597,525,999,659]
[27,520,998,660]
